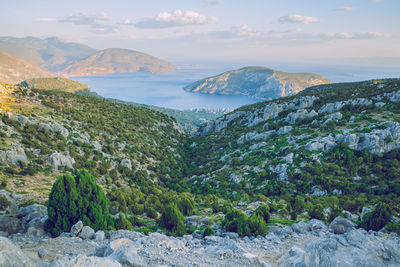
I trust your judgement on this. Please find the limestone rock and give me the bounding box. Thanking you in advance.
[329,216,355,234]
[360,207,372,220]
[120,159,132,169]
[111,245,147,267]
[47,151,75,170]
[0,145,28,166]
[0,216,21,234]
[79,226,95,240]
[0,236,34,267]
[48,255,121,267]
[94,231,105,242]
[70,220,83,237]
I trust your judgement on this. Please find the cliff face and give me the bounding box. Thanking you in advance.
[62,48,176,76]
[184,66,331,100]
[0,52,53,84]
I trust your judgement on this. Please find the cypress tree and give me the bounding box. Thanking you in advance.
[45,169,113,236]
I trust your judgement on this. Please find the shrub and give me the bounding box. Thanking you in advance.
[203,225,215,237]
[360,202,392,231]
[115,214,133,230]
[177,194,195,216]
[254,205,270,223]
[146,207,158,219]
[290,196,305,220]
[158,203,186,236]
[309,204,325,221]
[222,208,247,233]
[45,169,113,236]
[247,213,268,237]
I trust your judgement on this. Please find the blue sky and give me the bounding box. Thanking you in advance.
[1,0,399,62]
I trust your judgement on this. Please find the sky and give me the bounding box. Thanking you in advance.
[1,0,400,63]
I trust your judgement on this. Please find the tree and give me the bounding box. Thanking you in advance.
[45,169,113,236]
[177,194,195,216]
[222,208,247,233]
[158,203,186,236]
[290,196,305,220]
[361,202,392,231]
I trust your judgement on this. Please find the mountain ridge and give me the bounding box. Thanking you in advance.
[184,66,331,100]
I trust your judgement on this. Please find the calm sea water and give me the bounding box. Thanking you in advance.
[72,62,400,110]
[72,64,259,110]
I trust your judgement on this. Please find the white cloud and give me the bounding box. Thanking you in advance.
[207,24,260,39]
[59,13,111,25]
[278,14,319,25]
[334,6,356,12]
[58,13,119,35]
[35,18,57,22]
[135,10,218,28]
[202,0,224,4]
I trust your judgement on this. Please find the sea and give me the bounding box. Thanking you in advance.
[72,61,400,110]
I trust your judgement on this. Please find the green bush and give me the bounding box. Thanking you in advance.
[254,205,270,223]
[309,204,325,221]
[115,214,133,230]
[222,208,247,233]
[203,225,215,237]
[177,194,195,216]
[247,213,268,237]
[360,202,392,231]
[45,169,113,236]
[158,203,186,236]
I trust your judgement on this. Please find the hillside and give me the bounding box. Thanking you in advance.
[188,79,400,206]
[62,48,176,76]
[0,36,97,72]
[1,79,400,266]
[21,77,90,93]
[0,82,187,202]
[0,51,53,84]
[184,66,331,100]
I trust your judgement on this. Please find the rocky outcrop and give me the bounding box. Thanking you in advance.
[47,151,75,170]
[329,216,356,234]
[0,190,19,216]
[0,145,28,166]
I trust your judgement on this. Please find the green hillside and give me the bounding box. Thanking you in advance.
[21,77,90,93]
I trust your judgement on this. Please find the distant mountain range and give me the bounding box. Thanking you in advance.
[0,36,176,80]
[0,36,96,72]
[0,51,53,84]
[63,48,176,76]
[184,66,331,100]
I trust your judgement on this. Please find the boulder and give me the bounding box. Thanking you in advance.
[0,236,34,267]
[48,255,121,267]
[0,145,28,166]
[0,216,21,234]
[329,216,355,234]
[70,220,83,237]
[277,126,293,135]
[47,151,75,170]
[120,159,132,169]
[308,219,328,233]
[0,190,18,216]
[291,221,310,234]
[94,231,105,242]
[111,245,147,267]
[79,226,95,240]
[17,204,47,232]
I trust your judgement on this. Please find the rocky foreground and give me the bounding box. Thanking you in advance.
[1,191,400,267]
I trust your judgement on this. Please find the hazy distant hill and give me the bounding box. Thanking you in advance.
[21,77,90,93]
[184,66,331,100]
[62,48,176,76]
[0,36,97,72]
[0,51,53,84]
